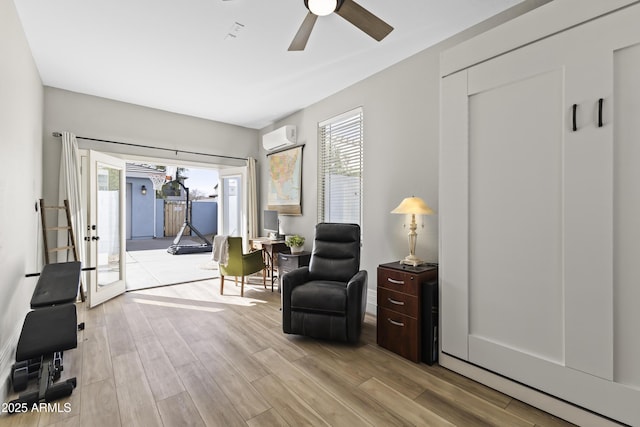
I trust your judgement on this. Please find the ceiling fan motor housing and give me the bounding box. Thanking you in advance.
[304,0,345,15]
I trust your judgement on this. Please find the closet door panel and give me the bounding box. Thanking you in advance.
[563,51,614,381]
[440,70,470,360]
[613,41,640,388]
[466,11,619,381]
[563,4,640,380]
[467,68,564,363]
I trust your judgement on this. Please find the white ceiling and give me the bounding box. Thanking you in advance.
[14,0,523,129]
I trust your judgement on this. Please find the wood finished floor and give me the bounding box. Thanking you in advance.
[1,278,575,427]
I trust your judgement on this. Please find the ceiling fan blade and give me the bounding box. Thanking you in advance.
[336,0,393,42]
[288,12,318,51]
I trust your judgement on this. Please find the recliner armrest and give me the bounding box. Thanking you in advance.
[281,266,310,333]
[346,270,368,311]
[282,266,310,294]
[346,270,367,290]
[346,270,368,343]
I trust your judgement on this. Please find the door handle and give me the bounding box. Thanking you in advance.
[91,236,100,241]
[598,98,604,128]
[572,104,578,132]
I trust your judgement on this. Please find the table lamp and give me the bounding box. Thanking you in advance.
[391,196,434,266]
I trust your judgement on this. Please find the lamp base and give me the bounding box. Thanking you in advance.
[399,254,426,267]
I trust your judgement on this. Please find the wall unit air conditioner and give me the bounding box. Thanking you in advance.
[262,125,297,151]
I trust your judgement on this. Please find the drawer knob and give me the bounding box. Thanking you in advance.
[387,318,405,327]
[387,278,405,285]
[387,297,405,306]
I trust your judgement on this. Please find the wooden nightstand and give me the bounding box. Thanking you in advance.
[377,262,438,363]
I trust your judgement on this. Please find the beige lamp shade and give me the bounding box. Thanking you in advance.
[391,196,433,267]
[391,196,434,215]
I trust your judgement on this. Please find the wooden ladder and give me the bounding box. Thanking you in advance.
[39,199,86,301]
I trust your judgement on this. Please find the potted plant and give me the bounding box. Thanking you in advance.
[285,234,305,254]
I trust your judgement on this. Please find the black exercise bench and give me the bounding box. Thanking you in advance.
[8,305,79,409]
[6,262,82,413]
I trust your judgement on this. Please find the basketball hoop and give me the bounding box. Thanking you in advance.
[149,173,166,191]
[149,173,166,239]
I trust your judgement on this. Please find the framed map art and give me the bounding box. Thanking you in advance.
[267,145,303,215]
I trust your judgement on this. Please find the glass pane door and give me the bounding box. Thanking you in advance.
[96,163,122,286]
[218,166,247,249]
[88,150,126,307]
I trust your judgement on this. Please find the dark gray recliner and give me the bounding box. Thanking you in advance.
[282,223,368,343]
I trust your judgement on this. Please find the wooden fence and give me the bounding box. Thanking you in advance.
[164,201,191,236]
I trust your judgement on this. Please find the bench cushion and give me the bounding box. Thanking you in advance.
[30,262,81,308]
[16,304,77,361]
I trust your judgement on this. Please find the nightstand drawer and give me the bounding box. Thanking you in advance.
[278,252,311,274]
[377,268,420,296]
[278,252,311,293]
[377,307,419,362]
[279,254,300,271]
[377,287,418,318]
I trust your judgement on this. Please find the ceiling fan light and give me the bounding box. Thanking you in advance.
[307,0,337,16]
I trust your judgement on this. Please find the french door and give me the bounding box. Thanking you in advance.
[218,166,248,249]
[82,150,127,307]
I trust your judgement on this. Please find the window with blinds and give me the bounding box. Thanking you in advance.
[317,107,363,226]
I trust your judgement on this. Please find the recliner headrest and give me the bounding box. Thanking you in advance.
[309,223,361,282]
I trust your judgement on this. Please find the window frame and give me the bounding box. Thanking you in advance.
[317,107,364,228]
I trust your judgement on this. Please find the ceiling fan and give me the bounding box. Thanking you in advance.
[289,0,393,51]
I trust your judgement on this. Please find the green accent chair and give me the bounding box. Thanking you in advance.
[219,237,266,297]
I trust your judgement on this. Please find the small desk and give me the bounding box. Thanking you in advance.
[249,237,289,289]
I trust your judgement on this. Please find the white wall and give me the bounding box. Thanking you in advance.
[258,0,552,312]
[43,87,260,207]
[0,0,44,403]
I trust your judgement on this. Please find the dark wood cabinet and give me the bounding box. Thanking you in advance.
[377,262,437,363]
[277,251,311,292]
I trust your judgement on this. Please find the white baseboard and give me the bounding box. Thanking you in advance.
[439,352,624,427]
[366,289,376,314]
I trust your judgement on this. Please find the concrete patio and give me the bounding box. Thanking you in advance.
[126,237,218,291]
[124,236,267,292]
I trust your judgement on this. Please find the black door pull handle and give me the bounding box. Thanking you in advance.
[572,104,578,132]
[598,98,604,128]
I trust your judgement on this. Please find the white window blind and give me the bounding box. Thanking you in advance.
[318,107,363,226]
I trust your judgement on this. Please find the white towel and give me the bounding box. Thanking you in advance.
[211,235,229,266]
